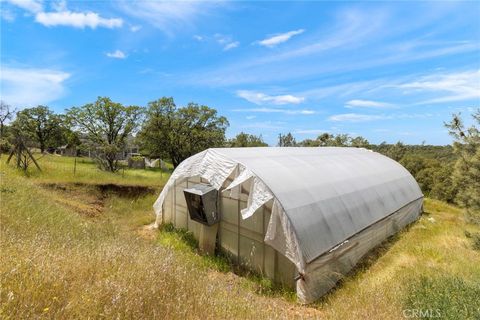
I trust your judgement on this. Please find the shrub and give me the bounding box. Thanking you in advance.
[0,138,12,153]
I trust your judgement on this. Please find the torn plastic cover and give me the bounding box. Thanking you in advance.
[153,149,305,272]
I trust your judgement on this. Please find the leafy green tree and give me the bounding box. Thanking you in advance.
[445,109,480,213]
[350,136,370,148]
[383,141,407,161]
[12,105,64,153]
[298,133,369,148]
[138,97,228,168]
[400,155,433,177]
[429,166,457,203]
[0,101,15,139]
[278,132,296,147]
[67,97,142,172]
[227,132,268,147]
[0,101,16,153]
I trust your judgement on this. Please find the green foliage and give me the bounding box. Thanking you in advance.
[67,97,143,172]
[445,109,480,213]
[12,105,65,152]
[0,101,15,140]
[227,132,268,147]
[137,97,228,167]
[404,276,480,319]
[382,141,407,161]
[0,138,12,153]
[298,133,369,147]
[130,155,144,162]
[278,132,296,146]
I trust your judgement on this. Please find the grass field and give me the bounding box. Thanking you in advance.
[15,154,171,187]
[1,155,479,319]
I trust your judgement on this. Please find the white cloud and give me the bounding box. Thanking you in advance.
[5,0,123,29]
[223,41,239,51]
[118,1,223,36]
[328,113,387,122]
[130,25,142,32]
[328,112,435,122]
[345,99,394,109]
[0,66,70,107]
[246,115,256,120]
[193,35,203,41]
[236,90,304,105]
[5,0,43,13]
[214,34,239,51]
[51,0,67,12]
[396,69,480,104]
[242,121,285,130]
[106,50,127,59]
[257,29,305,47]
[233,107,315,115]
[35,10,123,29]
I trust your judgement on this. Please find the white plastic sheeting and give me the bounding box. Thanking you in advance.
[153,147,423,302]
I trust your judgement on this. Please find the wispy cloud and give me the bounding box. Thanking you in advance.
[1,8,15,21]
[395,69,480,104]
[215,34,239,51]
[242,121,285,130]
[5,0,42,13]
[106,50,127,59]
[1,66,70,107]
[233,107,315,115]
[130,25,142,32]
[118,1,224,36]
[257,29,305,47]
[328,113,387,122]
[329,112,435,122]
[223,41,239,51]
[185,8,389,86]
[236,90,304,105]
[35,11,123,29]
[345,99,395,109]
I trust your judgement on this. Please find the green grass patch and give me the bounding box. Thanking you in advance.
[157,223,295,298]
[404,275,480,320]
[16,154,171,187]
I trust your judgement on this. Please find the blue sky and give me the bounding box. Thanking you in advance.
[1,0,479,145]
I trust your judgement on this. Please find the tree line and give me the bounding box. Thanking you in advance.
[0,98,478,216]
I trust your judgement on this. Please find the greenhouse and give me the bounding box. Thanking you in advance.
[153,147,423,303]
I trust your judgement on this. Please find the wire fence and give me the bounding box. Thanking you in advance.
[35,155,172,179]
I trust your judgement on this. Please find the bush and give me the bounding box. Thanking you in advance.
[0,138,12,153]
[404,275,480,319]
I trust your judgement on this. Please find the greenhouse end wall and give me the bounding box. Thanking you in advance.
[161,176,297,289]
